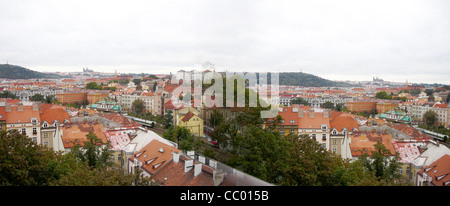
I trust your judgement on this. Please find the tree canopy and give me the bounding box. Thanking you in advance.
[0,129,152,186]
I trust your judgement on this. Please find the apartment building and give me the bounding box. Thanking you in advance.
[408,103,449,127]
[120,92,154,113]
[56,91,88,104]
[5,102,41,144]
[39,106,70,151]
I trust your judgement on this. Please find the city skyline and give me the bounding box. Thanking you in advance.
[1,0,450,84]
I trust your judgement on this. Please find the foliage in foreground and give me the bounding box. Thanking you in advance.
[0,130,153,186]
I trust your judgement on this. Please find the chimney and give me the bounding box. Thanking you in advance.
[292,105,299,112]
[173,152,180,163]
[298,109,304,117]
[6,104,11,112]
[187,150,195,159]
[309,111,315,117]
[32,103,39,111]
[323,111,329,117]
[184,159,193,173]
[18,104,23,111]
[194,163,202,176]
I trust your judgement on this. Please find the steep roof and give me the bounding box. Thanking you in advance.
[297,112,330,129]
[419,154,450,186]
[390,124,432,140]
[5,105,41,124]
[152,155,215,186]
[329,111,359,131]
[40,108,70,124]
[181,112,196,122]
[130,140,181,175]
[102,113,141,128]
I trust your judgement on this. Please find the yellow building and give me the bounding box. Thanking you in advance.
[87,90,110,104]
[175,107,204,137]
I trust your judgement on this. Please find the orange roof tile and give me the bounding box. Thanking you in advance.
[40,108,70,124]
[152,155,215,186]
[390,124,432,140]
[102,113,141,128]
[349,131,395,157]
[5,105,41,124]
[181,112,195,122]
[297,112,330,129]
[130,140,181,175]
[419,154,450,186]
[61,123,106,148]
[330,111,359,131]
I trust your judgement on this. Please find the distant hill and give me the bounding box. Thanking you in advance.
[0,64,64,79]
[259,72,352,87]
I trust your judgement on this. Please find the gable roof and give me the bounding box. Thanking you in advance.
[297,112,330,129]
[5,105,41,124]
[390,124,432,140]
[40,108,70,124]
[102,113,141,128]
[152,155,215,186]
[130,140,181,175]
[329,111,359,131]
[419,154,450,186]
[181,112,196,122]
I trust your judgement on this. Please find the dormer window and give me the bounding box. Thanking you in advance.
[332,130,337,135]
[43,123,48,128]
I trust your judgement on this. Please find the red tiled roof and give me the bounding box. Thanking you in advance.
[130,140,181,175]
[152,156,215,186]
[298,112,330,129]
[163,84,179,93]
[102,113,141,128]
[40,108,70,124]
[349,131,395,157]
[434,104,448,109]
[5,105,41,124]
[181,112,195,122]
[390,124,432,140]
[61,123,107,148]
[419,154,450,186]
[329,111,359,131]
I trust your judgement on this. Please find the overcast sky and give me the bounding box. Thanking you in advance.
[1,0,449,84]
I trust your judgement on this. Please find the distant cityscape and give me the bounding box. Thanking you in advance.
[0,65,449,187]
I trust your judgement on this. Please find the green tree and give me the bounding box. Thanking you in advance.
[423,110,437,127]
[163,110,173,128]
[70,131,111,169]
[322,101,335,110]
[291,97,310,106]
[132,99,145,115]
[45,95,56,103]
[358,141,402,183]
[0,129,152,186]
[0,91,18,99]
[210,110,224,128]
[0,130,57,186]
[85,82,102,90]
[30,93,44,102]
[163,126,201,152]
[375,91,392,99]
